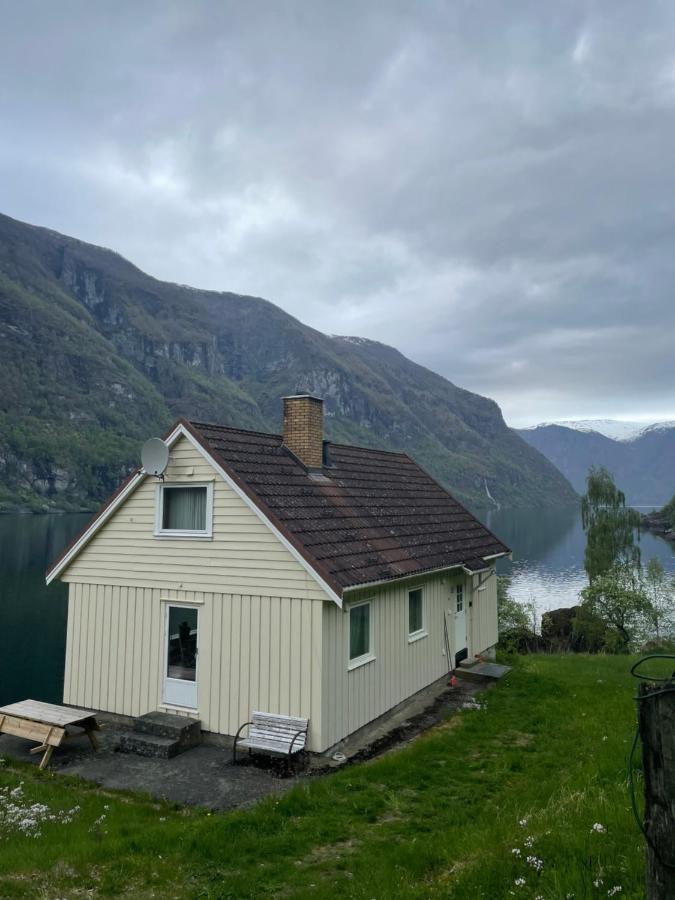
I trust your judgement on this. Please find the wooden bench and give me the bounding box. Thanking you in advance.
[233,711,309,766]
[0,700,101,770]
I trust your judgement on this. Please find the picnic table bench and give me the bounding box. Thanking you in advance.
[233,711,308,766]
[0,699,101,769]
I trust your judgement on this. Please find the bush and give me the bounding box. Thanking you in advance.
[497,577,544,653]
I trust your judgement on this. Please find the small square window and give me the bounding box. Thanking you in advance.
[349,602,371,662]
[156,483,213,537]
[456,584,464,613]
[408,588,424,635]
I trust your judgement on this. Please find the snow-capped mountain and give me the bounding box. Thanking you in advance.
[523,419,675,442]
[516,419,675,505]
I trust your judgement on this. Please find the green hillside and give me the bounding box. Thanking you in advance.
[0,212,577,512]
[0,654,649,897]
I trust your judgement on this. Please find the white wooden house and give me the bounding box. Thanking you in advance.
[47,396,509,752]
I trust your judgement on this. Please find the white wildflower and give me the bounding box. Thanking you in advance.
[527,856,544,872]
[524,836,534,848]
[607,888,622,897]
[0,784,80,838]
[594,879,604,887]
[514,877,526,887]
[591,823,606,834]
[519,817,529,827]
[88,813,107,832]
[511,848,521,857]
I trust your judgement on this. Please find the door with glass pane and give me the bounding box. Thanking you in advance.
[163,605,199,708]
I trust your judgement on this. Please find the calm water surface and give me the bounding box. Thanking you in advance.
[1,507,674,706]
[0,513,88,707]
[484,505,675,617]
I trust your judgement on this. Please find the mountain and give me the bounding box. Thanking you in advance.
[529,418,675,442]
[0,212,577,513]
[518,423,675,506]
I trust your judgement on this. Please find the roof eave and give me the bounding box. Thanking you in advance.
[340,555,507,593]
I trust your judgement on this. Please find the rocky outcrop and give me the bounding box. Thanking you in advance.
[641,508,675,543]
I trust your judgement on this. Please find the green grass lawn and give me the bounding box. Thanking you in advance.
[0,654,656,899]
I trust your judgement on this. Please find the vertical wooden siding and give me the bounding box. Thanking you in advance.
[63,585,325,750]
[321,568,498,749]
[470,568,498,655]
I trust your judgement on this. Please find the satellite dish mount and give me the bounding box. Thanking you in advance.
[141,438,169,480]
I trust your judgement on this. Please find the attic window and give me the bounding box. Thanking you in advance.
[155,483,213,538]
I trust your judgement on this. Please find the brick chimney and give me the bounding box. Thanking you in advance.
[282,395,324,469]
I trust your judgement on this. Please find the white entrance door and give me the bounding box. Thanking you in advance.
[453,584,467,663]
[163,604,199,708]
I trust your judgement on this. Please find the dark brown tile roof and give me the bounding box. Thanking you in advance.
[188,420,509,594]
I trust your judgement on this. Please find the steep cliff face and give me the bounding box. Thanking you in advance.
[0,212,576,512]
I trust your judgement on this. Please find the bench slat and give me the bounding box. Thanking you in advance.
[252,712,308,728]
[239,738,305,751]
[249,725,305,738]
[246,732,306,746]
[246,732,307,746]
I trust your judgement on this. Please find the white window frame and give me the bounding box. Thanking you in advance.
[456,583,464,613]
[407,586,428,643]
[348,599,375,670]
[154,481,214,539]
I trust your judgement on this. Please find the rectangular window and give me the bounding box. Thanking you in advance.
[456,584,464,613]
[408,588,424,636]
[156,483,213,537]
[349,602,371,664]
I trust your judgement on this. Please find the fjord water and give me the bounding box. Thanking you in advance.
[484,505,675,615]
[1,508,674,707]
[0,513,89,707]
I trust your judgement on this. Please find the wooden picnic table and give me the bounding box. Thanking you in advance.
[0,699,101,769]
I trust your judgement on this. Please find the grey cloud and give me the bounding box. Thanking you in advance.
[2,1,675,425]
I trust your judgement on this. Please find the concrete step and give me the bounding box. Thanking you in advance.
[118,712,202,758]
[133,712,201,743]
[456,662,512,683]
[118,732,182,759]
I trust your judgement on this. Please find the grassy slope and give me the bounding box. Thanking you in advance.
[0,654,655,899]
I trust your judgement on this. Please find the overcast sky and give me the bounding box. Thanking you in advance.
[2,1,675,426]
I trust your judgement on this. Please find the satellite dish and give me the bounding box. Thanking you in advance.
[141,438,169,477]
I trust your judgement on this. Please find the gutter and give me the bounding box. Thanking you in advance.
[341,553,509,594]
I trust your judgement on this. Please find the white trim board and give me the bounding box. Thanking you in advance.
[169,424,343,607]
[46,422,343,607]
[45,470,145,585]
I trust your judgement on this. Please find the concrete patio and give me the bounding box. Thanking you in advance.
[0,671,499,810]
